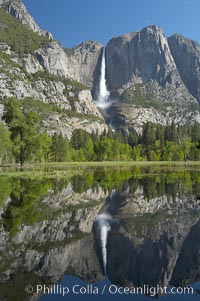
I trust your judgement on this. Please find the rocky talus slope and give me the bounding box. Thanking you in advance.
[0,0,107,137]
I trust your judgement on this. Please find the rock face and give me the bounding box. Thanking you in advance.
[0,3,108,137]
[104,26,200,132]
[0,0,200,134]
[0,56,106,138]
[67,41,103,97]
[0,0,52,38]
[34,42,73,78]
[106,26,178,91]
[168,34,200,104]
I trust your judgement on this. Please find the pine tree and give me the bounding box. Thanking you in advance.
[0,122,12,163]
[2,98,42,166]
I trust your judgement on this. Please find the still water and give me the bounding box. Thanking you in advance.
[0,165,200,301]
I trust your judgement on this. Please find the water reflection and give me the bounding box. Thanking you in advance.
[0,167,200,300]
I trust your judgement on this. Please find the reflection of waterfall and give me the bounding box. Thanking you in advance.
[101,223,110,274]
[95,213,111,274]
[97,48,110,109]
[93,192,121,275]
[110,188,116,198]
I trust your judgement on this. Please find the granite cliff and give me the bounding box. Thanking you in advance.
[168,34,200,104]
[0,0,107,138]
[0,0,200,135]
[66,41,103,98]
[0,0,51,37]
[104,26,200,132]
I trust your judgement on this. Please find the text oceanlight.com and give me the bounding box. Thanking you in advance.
[24,283,197,297]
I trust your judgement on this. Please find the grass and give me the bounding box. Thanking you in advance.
[0,168,81,179]
[30,160,200,168]
[0,161,199,178]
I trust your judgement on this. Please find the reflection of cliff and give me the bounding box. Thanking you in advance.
[93,190,200,295]
[36,234,102,283]
[171,220,200,287]
[0,182,107,301]
[0,174,200,301]
[0,235,102,301]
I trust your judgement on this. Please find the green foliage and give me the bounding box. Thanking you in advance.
[84,138,94,161]
[0,167,199,301]
[121,84,166,111]
[30,72,92,118]
[0,51,15,65]
[32,71,89,92]
[32,70,63,83]
[64,47,75,56]
[0,97,200,164]
[0,8,49,56]
[94,136,132,161]
[64,110,102,122]
[1,178,53,235]
[1,168,200,239]
[0,177,13,208]
[71,129,91,150]
[0,270,44,301]
[0,51,21,79]
[2,98,49,165]
[66,79,89,92]
[50,133,72,162]
[0,122,12,163]
[139,122,200,162]
[20,97,60,115]
[35,133,52,162]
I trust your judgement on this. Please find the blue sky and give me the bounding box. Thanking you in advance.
[23,0,200,48]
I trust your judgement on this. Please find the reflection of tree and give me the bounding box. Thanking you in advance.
[139,171,200,200]
[70,168,137,193]
[71,173,94,193]
[0,169,200,301]
[0,269,44,301]
[0,177,13,208]
[2,178,52,236]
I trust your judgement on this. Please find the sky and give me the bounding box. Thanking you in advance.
[23,0,200,48]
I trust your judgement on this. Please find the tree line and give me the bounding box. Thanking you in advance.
[0,99,200,165]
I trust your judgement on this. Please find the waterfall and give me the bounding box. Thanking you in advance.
[95,213,111,274]
[100,223,110,274]
[97,48,110,109]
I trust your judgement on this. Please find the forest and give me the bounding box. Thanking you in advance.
[0,98,200,166]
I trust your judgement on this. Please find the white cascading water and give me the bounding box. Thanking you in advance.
[101,223,110,274]
[95,213,111,274]
[97,48,110,109]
